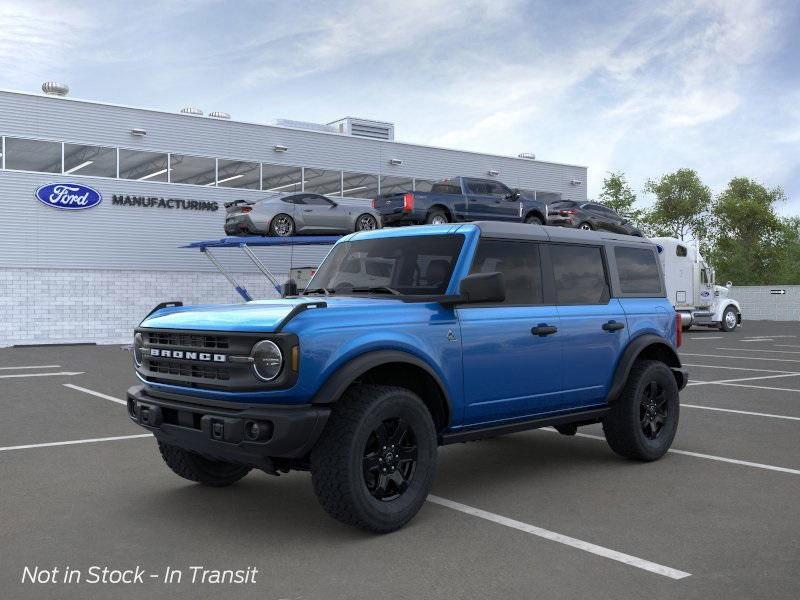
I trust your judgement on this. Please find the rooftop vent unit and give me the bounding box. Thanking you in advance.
[42,82,69,96]
[269,119,337,134]
[518,152,536,160]
[208,111,231,119]
[328,117,395,141]
[180,106,203,116]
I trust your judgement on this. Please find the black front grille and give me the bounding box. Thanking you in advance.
[148,358,231,381]
[145,331,230,350]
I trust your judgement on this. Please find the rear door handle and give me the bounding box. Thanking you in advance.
[602,320,625,332]
[531,324,558,336]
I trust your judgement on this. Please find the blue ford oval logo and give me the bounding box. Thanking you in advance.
[35,183,102,210]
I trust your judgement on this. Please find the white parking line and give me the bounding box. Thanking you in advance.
[681,353,800,363]
[682,363,798,374]
[545,430,800,476]
[738,339,773,343]
[687,373,800,386]
[0,371,84,379]
[427,495,691,579]
[63,384,126,405]
[0,364,61,371]
[715,347,800,355]
[713,382,800,394]
[0,434,151,453]
[776,344,800,349]
[681,404,800,421]
[687,336,724,340]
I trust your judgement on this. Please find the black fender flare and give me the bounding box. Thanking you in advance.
[606,334,685,403]
[310,349,453,414]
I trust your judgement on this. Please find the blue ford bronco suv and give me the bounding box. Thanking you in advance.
[128,222,688,532]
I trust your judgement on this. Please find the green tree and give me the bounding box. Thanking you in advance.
[642,169,711,241]
[708,178,787,285]
[598,171,641,222]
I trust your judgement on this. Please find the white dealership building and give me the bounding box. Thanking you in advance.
[0,84,588,346]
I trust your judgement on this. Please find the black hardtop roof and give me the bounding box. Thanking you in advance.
[471,221,655,247]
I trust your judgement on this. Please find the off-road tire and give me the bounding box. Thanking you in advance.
[311,384,437,533]
[720,306,738,332]
[602,360,679,461]
[157,441,252,486]
[525,214,543,225]
[425,209,449,225]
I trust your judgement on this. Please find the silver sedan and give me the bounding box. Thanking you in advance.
[224,193,382,237]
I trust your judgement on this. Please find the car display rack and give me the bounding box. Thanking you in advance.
[183,235,341,301]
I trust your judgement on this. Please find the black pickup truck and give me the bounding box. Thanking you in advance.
[372,177,548,226]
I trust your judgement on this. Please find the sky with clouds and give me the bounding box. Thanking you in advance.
[1,0,799,212]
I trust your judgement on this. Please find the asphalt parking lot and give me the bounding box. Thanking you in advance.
[2,320,799,600]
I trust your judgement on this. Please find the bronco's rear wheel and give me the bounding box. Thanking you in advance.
[157,441,252,486]
[311,384,437,533]
[602,360,679,461]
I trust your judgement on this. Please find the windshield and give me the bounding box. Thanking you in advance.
[305,234,465,296]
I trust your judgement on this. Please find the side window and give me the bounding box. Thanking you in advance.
[304,195,333,206]
[550,244,610,304]
[614,247,663,295]
[430,180,461,194]
[466,180,489,195]
[469,240,543,305]
[676,245,688,257]
[282,195,304,205]
[486,181,510,197]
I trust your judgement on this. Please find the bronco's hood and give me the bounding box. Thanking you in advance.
[139,296,403,333]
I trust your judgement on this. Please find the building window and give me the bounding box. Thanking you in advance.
[304,168,342,196]
[379,175,413,195]
[170,154,216,186]
[4,137,61,173]
[341,172,379,198]
[262,164,302,192]
[413,178,436,192]
[217,159,260,189]
[119,149,169,182]
[63,144,117,177]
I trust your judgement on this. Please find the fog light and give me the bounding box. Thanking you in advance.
[245,421,260,440]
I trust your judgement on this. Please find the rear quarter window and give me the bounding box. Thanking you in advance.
[614,246,663,295]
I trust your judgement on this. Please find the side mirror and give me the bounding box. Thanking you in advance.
[505,188,520,200]
[282,279,299,297]
[329,200,338,208]
[726,281,732,288]
[441,272,505,306]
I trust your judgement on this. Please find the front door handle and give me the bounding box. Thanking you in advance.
[303,209,313,213]
[532,324,558,336]
[602,320,625,332]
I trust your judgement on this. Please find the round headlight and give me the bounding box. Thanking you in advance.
[133,332,144,367]
[251,340,283,381]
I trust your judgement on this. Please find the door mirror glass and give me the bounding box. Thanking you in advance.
[451,272,506,304]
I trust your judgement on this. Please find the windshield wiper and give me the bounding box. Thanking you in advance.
[302,287,334,296]
[351,286,401,296]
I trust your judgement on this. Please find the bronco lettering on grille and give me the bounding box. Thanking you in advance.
[148,348,227,362]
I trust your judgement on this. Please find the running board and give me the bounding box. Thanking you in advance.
[440,407,608,445]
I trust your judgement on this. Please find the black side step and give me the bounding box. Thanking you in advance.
[439,407,608,445]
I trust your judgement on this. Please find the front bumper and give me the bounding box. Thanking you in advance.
[127,385,330,467]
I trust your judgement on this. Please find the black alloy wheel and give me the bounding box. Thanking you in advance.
[579,222,593,231]
[356,214,378,231]
[362,418,418,501]
[270,214,295,237]
[639,381,667,440]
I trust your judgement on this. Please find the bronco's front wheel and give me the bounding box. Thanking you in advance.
[602,360,679,461]
[310,384,437,533]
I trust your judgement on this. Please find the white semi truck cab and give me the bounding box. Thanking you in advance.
[651,237,742,332]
